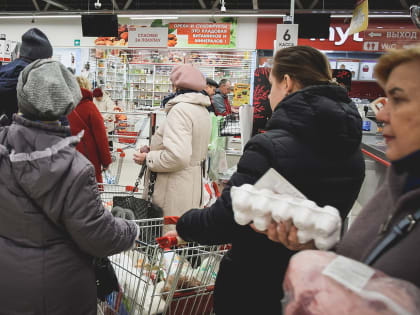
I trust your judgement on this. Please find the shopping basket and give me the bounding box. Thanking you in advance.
[97,216,229,315]
[218,113,241,137]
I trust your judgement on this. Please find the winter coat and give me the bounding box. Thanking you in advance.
[0,58,30,123]
[68,88,112,183]
[212,89,232,116]
[337,152,420,288]
[0,115,138,315]
[93,92,115,132]
[176,84,366,315]
[145,92,211,217]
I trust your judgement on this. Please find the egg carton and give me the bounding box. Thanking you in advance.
[231,184,342,250]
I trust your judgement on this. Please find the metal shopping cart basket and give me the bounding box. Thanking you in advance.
[100,184,143,212]
[218,113,240,137]
[97,216,229,315]
[103,149,126,185]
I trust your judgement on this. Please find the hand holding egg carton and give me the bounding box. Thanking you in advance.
[230,169,342,250]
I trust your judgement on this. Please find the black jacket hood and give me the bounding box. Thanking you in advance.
[266,84,362,156]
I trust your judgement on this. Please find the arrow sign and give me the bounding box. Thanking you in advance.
[368,32,382,38]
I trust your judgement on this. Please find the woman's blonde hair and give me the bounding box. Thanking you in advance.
[76,76,92,90]
[374,46,420,85]
[271,46,332,88]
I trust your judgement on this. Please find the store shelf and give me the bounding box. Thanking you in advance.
[93,49,254,112]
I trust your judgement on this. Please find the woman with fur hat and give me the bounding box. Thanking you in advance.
[68,77,112,183]
[0,59,139,315]
[133,64,211,218]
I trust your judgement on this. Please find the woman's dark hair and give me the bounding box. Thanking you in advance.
[272,46,332,87]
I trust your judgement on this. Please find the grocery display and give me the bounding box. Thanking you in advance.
[92,48,254,111]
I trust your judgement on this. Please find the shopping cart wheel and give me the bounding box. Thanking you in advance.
[111,206,136,220]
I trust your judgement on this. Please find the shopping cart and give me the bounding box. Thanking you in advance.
[103,149,126,185]
[100,184,143,212]
[218,113,241,137]
[97,217,229,315]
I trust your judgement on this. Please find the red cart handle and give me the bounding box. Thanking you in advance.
[164,216,179,225]
[156,216,182,248]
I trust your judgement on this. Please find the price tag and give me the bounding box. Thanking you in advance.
[276,24,298,51]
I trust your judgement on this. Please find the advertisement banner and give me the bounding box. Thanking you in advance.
[233,83,250,107]
[128,27,168,48]
[348,0,369,35]
[168,19,236,48]
[94,24,128,47]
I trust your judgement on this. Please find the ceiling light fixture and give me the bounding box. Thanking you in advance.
[126,16,179,20]
[331,14,410,18]
[120,14,286,18]
[0,15,81,19]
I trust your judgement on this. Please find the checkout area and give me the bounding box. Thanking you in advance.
[347,106,389,227]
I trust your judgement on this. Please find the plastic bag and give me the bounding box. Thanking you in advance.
[283,251,420,315]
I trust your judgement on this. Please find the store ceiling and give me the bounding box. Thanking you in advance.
[1,0,418,13]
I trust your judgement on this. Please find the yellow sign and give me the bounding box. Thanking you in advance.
[348,0,369,35]
[233,83,250,107]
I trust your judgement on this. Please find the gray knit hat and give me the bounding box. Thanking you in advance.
[17,59,82,121]
[19,28,53,61]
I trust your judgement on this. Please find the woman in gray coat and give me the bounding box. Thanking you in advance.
[0,59,138,315]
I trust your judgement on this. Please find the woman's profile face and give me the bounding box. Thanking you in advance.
[376,60,420,161]
[268,72,288,111]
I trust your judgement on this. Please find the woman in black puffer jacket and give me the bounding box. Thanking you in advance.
[170,46,365,314]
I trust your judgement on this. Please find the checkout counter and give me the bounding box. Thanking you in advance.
[356,111,390,208]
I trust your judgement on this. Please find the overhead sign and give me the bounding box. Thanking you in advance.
[2,40,15,62]
[0,35,5,62]
[128,27,168,48]
[168,21,236,48]
[276,24,298,50]
[361,28,420,52]
[348,0,369,35]
[74,39,80,46]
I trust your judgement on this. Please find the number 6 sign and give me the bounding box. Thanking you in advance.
[276,24,299,51]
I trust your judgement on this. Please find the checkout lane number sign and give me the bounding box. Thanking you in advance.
[276,24,299,50]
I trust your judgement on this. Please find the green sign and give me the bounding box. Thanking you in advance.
[74,39,80,46]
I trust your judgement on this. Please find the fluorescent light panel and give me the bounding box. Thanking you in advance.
[128,16,179,20]
[331,14,410,18]
[120,14,286,18]
[0,13,410,19]
[0,15,81,19]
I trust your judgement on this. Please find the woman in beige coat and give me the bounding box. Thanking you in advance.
[134,64,211,217]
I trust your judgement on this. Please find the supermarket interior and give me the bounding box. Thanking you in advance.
[1,1,420,314]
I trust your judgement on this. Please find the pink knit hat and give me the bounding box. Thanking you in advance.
[170,64,206,91]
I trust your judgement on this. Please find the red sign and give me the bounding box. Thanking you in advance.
[169,23,231,45]
[257,18,418,52]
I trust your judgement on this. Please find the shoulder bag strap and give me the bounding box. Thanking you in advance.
[72,109,92,160]
[363,208,420,265]
[132,164,147,194]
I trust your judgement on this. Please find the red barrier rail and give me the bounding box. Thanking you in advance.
[361,148,391,167]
